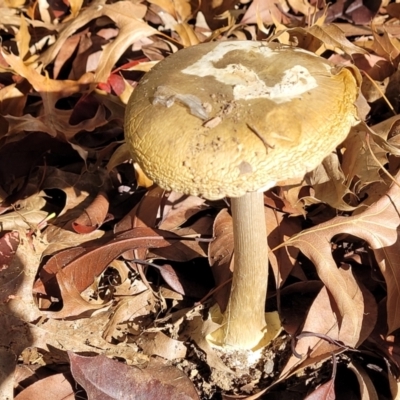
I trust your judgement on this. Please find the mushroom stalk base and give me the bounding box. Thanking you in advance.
[218,191,269,350]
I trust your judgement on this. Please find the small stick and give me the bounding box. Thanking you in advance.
[247,124,275,153]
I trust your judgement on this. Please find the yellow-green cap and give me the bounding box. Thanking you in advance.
[125,41,360,200]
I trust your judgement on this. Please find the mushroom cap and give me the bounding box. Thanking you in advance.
[125,41,360,200]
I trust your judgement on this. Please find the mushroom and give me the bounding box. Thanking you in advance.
[124,41,360,352]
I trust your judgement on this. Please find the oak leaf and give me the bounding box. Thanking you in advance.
[281,175,400,336]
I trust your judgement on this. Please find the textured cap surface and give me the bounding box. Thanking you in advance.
[125,41,360,200]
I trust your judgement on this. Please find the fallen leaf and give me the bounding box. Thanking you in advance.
[0,209,48,231]
[185,314,233,373]
[281,267,377,376]
[241,0,289,26]
[0,234,44,399]
[1,49,96,139]
[174,22,200,46]
[371,23,400,63]
[36,227,183,307]
[159,192,208,231]
[115,185,164,260]
[41,267,109,319]
[137,331,187,360]
[208,208,234,312]
[305,153,356,211]
[347,361,379,400]
[266,207,301,287]
[0,231,19,270]
[279,281,324,335]
[274,23,368,55]
[304,378,335,400]
[69,352,200,400]
[72,191,109,233]
[103,292,156,340]
[340,128,386,192]
[281,174,400,335]
[14,373,76,400]
[154,261,213,298]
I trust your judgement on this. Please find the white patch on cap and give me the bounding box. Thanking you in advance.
[182,42,318,103]
[182,42,273,81]
[233,64,317,101]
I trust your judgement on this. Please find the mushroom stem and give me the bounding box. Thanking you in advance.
[222,191,269,349]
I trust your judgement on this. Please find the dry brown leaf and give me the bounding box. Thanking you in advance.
[159,192,208,231]
[185,314,233,373]
[264,185,304,215]
[340,128,386,192]
[52,33,85,79]
[30,311,149,365]
[241,0,289,26]
[371,24,400,63]
[304,378,335,400]
[3,0,25,8]
[106,143,131,172]
[174,215,214,238]
[69,0,84,18]
[274,23,368,55]
[151,261,212,297]
[72,191,109,233]
[279,281,324,335]
[40,166,113,224]
[158,215,212,259]
[117,185,164,261]
[266,207,301,287]
[0,228,150,398]
[347,0,381,25]
[149,0,195,23]
[281,267,376,376]
[174,22,201,46]
[360,74,389,102]
[42,267,108,319]
[42,225,104,256]
[198,0,238,31]
[282,174,400,334]
[137,331,187,359]
[277,184,309,216]
[1,50,97,139]
[389,371,400,399]
[347,361,379,400]
[369,116,400,156]
[0,206,48,232]
[15,15,31,61]
[149,239,208,261]
[37,227,182,301]
[109,260,146,297]
[307,23,369,55]
[208,208,233,312]
[0,231,19,270]
[14,373,75,400]
[305,153,356,211]
[103,292,156,341]
[0,233,44,399]
[0,84,26,120]
[69,353,200,400]
[119,186,164,234]
[93,2,159,83]
[39,1,151,65]
[4,114,60,138]
[288,0,316,16]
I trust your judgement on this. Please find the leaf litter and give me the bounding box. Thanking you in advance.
[1,0,400,399]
